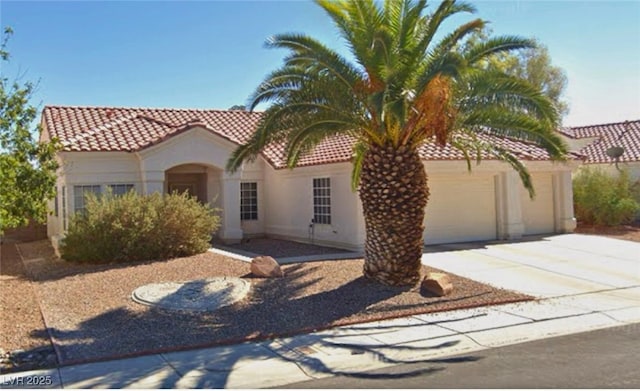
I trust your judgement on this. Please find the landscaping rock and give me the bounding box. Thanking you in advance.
[0,346,58,374]
[421,272,453,296]
[132,277,251,312]
[250,256,284,278]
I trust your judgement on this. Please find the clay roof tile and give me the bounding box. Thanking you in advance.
[562,120,640,163]
[42,105,575,168]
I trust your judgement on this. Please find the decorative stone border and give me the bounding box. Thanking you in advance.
[132,277,250,312]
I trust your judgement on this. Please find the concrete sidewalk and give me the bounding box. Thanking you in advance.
[2,234,639,389]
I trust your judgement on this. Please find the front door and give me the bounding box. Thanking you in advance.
[169,183,197,198]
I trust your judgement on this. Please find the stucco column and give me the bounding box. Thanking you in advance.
[141,170,165,195]
[553,171,577,233]
[220,171,243,243]
[206,167,223,208]
[496,171,525,239]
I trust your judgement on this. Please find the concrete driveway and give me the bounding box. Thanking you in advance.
[422,233,639,298]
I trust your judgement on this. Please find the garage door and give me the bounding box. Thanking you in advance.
[423,175,497,245]
[521,173,555,235]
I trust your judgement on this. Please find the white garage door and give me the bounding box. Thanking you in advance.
[423,175,497,245]
[521,173,555,235]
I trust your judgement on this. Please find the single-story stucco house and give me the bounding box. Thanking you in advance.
[559,119,640,181]
[41,105,579,252]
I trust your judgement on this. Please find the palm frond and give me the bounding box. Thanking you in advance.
[492,146,535,198]
[387,0,426,57]
[226,103,293,173]
[458,109,567,160]
[449,133,535,198]
[265,33,363,77]
[465,36,535,65]
[248,66,307,110]
[448,137,474,171]
[401,0,476,89]
[414,51,466,101]
[316,0,386,79]
[432,18,486,57]
[285,118,358,168]
[350,140,368,190]
[226,142,257,173]
[228,0,568,200]
[459,70,559,124]
[418,0,476,56]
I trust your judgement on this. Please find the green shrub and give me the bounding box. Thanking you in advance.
[573,167,640,226]
[61,190,220,263]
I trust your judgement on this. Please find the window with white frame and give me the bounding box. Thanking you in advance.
[73,185,102,213]
[240,182,258,220]
[108,183,135,196]
[312,177,331,225]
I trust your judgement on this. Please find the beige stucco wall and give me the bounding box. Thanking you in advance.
[48,127,247,245]
[422,160,577,244]
[260,159,577,249]
[519,172,555,235]
[47,151,142,243]
[47,126,578,251]
[60,151,143,186]
[262,162,365,251]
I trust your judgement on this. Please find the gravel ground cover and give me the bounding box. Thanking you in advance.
[0,241,57,373]
[574,222,640,243]
[3,239,533,372]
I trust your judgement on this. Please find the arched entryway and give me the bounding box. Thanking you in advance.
[137,126,244,243]
[165,164,222,208]
[141,164,243,244]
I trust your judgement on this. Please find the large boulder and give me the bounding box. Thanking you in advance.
[250,256,284,278]
[421,272,453,296]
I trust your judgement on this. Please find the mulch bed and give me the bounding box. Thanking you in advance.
[574,222,640,243]
[3,239,533,373]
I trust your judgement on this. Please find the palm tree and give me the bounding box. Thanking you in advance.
[226,0,568,286]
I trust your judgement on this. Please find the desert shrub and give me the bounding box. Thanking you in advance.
[573,167,640,226]
[61,190,220,263]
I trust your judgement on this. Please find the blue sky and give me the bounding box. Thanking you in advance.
[1,0,639,127]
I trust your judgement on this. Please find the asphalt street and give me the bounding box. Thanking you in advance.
[282,323,640,388]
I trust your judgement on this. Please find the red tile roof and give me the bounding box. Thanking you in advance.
[560,120,640,163]
[42,105,566,168]
[42,106,262,152]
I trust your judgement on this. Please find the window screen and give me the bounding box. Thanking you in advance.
[312,178,331,225]
[240,182,258,220]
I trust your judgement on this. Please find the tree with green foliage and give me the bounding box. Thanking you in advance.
[0,27,59,233]
[465,29,569,117]
[227,0,567,286]
[511,40,568,117]
[573,167,639,226]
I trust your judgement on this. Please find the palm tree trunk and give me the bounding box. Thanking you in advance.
[359,143,429,286]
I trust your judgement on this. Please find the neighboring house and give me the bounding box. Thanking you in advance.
[558,120,640,181]
[41,105,578,252]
